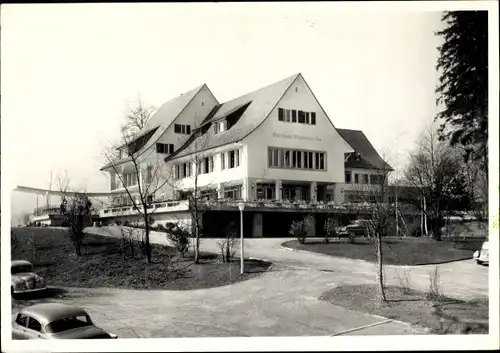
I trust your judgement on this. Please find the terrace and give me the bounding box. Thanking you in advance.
[98,198,420,218]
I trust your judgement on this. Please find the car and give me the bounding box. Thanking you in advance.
[11,260,46,296]
[473,239,489,265]
[337,219,371,237]
[12,303,118,339]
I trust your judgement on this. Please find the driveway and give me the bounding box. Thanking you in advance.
[88,227,488,301]
[11,227,486,338]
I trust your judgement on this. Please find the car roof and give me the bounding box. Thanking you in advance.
[11,260,33,267]
[20,303,89,326]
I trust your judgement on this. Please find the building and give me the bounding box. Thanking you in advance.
[99,74,400,237]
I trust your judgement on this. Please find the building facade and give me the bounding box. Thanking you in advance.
[99,74,398,235]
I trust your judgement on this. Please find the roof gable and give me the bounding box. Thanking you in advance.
[337,129,393,171]
[101,84,208,170]
[167,74,300,160]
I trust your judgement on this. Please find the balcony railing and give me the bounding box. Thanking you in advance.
[99,198,420,217]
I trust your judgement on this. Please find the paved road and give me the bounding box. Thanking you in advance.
[11,227,487,338]
[88,227,489,301]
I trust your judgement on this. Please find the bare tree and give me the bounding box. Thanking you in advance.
[102,101,169,264]
[354,165,393,303]
[121,99,156,137]
[166,129,218,264]
[402,125,472,240]
[57,173,93,256]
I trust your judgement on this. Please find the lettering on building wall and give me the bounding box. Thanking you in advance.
[272,132,322,142]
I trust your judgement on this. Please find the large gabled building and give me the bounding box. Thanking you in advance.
[99,74,396,236]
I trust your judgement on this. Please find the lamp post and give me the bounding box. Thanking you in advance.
[238,202,245,274]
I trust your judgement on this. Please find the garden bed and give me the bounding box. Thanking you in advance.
[11,228,271,290]
[282,237,484,266]
[320,284,488,334]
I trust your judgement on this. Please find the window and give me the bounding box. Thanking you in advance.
[284,150,290,167]
[224,185,242,199]
[27,317,42,332]
[354,174,359,184]
[319,153,325,170]
[307,152,313,169]
[214,120,227,133]
[345,171,352,183]
[46,316,92,334]
[298,110,305,123]
[156,143,174,154]
[221,152,226,169]
[363,174,369,184]
[278,108,284,121]
[268,147,326,171]
[278,108,316,125]
[268,149,273,167]
[174,124,191,134]
[16,314,28,327]
[228,149,239,168]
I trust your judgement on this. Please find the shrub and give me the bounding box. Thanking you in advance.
[217,222,238,262]
[123,220,130,227]
[289,215,314,244]
[426,266,442,304]
[395,266,413,295]
[11,230,19,251]
[323,217,338,243]
[165,224,190,257]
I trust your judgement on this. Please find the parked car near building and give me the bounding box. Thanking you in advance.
[337,219,371,237]
[12,303,118,339]
[473,238,489,265]
[11,260,46,295]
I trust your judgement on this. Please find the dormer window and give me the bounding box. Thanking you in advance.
[213,120,228,134]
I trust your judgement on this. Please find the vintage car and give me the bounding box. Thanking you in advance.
[11,260,46,295]
[12,303,118,339]
[337,219,371,237]
[473,239,489,265]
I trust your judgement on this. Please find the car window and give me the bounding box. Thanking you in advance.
[27,317,42,332]
[12,265,34,274]
[45,315,93,334]
[15,314,28,327]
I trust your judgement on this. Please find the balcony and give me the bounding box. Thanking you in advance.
[98,198,419,218]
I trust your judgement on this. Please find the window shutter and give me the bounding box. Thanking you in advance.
[187,125,191,134]
[278,108,284,121]
[236,149,240,166]
[292,110,297,122]
[311,112,316,125]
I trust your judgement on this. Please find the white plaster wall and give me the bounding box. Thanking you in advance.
[171,142,246,191]
[244,75,354,183]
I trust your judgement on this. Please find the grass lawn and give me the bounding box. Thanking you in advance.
[11,227,271,290]
[282,237,484,266]
[320,284,488,334]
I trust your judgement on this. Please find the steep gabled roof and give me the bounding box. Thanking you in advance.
[337,129,393,171]
[166,74,300,160]
[100,84,207,171]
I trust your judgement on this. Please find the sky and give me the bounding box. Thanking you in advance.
[2,3,445,222]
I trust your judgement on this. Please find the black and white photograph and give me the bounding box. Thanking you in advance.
[1,1,498,352]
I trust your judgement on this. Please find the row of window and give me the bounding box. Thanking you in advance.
[174,124,191,135]
[345,171,384,185]
[278,108,316,125]
[156,143,174,154]
[174,149,241,180]
[268,147,326,170]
